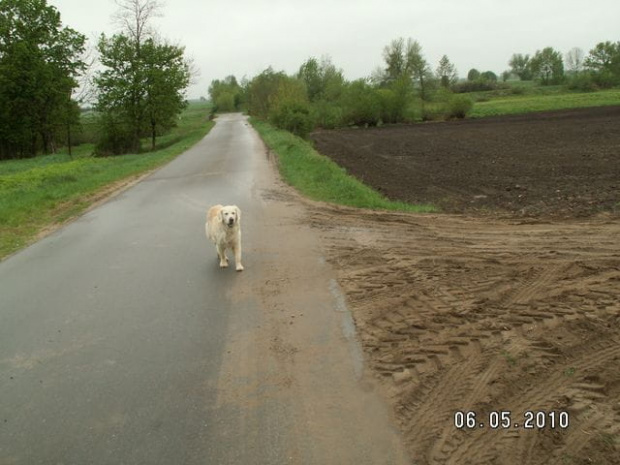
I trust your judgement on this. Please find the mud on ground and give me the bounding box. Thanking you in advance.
[305,108,620,464]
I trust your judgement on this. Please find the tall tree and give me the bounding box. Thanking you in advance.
[405,39,431,99]
[113,0,162,52]
[480,71,498,82]
[95,33,144,153]
[381,38,429,87]
[467,68,481,81]
[380,37,431,104]
[0,0,85,159]
[565,47,584,73]
[297,57,322,102]
[142,39,190,150]
[246,67,288,119]
[584,41,620,71]
[436,55,458,88]
[508,53,532,80]
[297,55,344,102]
[382,38,407,83]
[94,0,191,154]
[584,41,620,86]
[530,47,564,85]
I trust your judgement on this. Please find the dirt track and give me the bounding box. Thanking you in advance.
[305,107,620,464]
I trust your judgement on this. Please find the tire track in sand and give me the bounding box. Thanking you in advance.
[308,204,620,465]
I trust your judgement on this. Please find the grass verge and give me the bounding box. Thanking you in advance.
[0,102,214,260]
[250,118,436,213]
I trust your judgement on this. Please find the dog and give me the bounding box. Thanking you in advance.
[206,204,244,271]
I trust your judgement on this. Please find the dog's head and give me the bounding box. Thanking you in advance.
[220,205,241,228]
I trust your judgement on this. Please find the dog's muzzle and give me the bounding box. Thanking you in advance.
[227,219,234,227]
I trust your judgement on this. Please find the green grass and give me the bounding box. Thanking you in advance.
[250,118,436,213]
[0,101,214,260]
[471,88,620,118]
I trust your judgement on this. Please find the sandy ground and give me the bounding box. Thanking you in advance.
[303,107,620,464]
[306,205,619,464]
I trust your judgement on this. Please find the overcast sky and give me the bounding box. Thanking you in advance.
[49,0,619,99]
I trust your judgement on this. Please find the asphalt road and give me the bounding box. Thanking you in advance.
[0,114,410,465]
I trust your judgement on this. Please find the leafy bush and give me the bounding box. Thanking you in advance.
[427,89,473,120]
[341,80,382,127]
[566,72,598,92]
[467,68,481,81]
[95,115,140,156]
[377,88,410,124]
[453,80,498,93]
[311,100,344,129]
[214,92,236,112]
[446,95,473,119]
[591,70,619,89]
[269,101,315,138]
[246,68,289,119]
[209,76,243,112]
[266,75,315,137]
[480,71,498,82]
[421,103,445,122]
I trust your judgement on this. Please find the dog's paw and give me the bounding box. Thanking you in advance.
[236,264,244,272]
[219,261,229,268]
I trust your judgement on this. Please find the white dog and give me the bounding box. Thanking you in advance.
[206,204,244,271]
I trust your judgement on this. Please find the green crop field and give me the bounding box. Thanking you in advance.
[471,88,620,117]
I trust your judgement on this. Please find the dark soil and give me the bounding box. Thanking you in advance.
[310,106,620,217]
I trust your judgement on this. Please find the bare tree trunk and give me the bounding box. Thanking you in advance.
[67,123,73,158]
[151,120,156,151]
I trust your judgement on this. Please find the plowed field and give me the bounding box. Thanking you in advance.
[311,106,620,218]
[307,107,620,464]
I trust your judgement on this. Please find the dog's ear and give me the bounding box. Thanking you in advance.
[234,206,241,223]
[218,208,225,223]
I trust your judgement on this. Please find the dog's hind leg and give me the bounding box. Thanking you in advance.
[216,244,229,268]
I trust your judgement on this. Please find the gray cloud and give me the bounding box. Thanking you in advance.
[50,0,620,99]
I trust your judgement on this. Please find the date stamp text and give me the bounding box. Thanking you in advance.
[454,410,569,430]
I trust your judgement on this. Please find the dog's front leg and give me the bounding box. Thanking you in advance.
[216,244,229,268]
[233,243,244,271]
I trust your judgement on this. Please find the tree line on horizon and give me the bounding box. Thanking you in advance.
[209,38,620,137]
[2,0,619,159]
[0,0,192,160]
